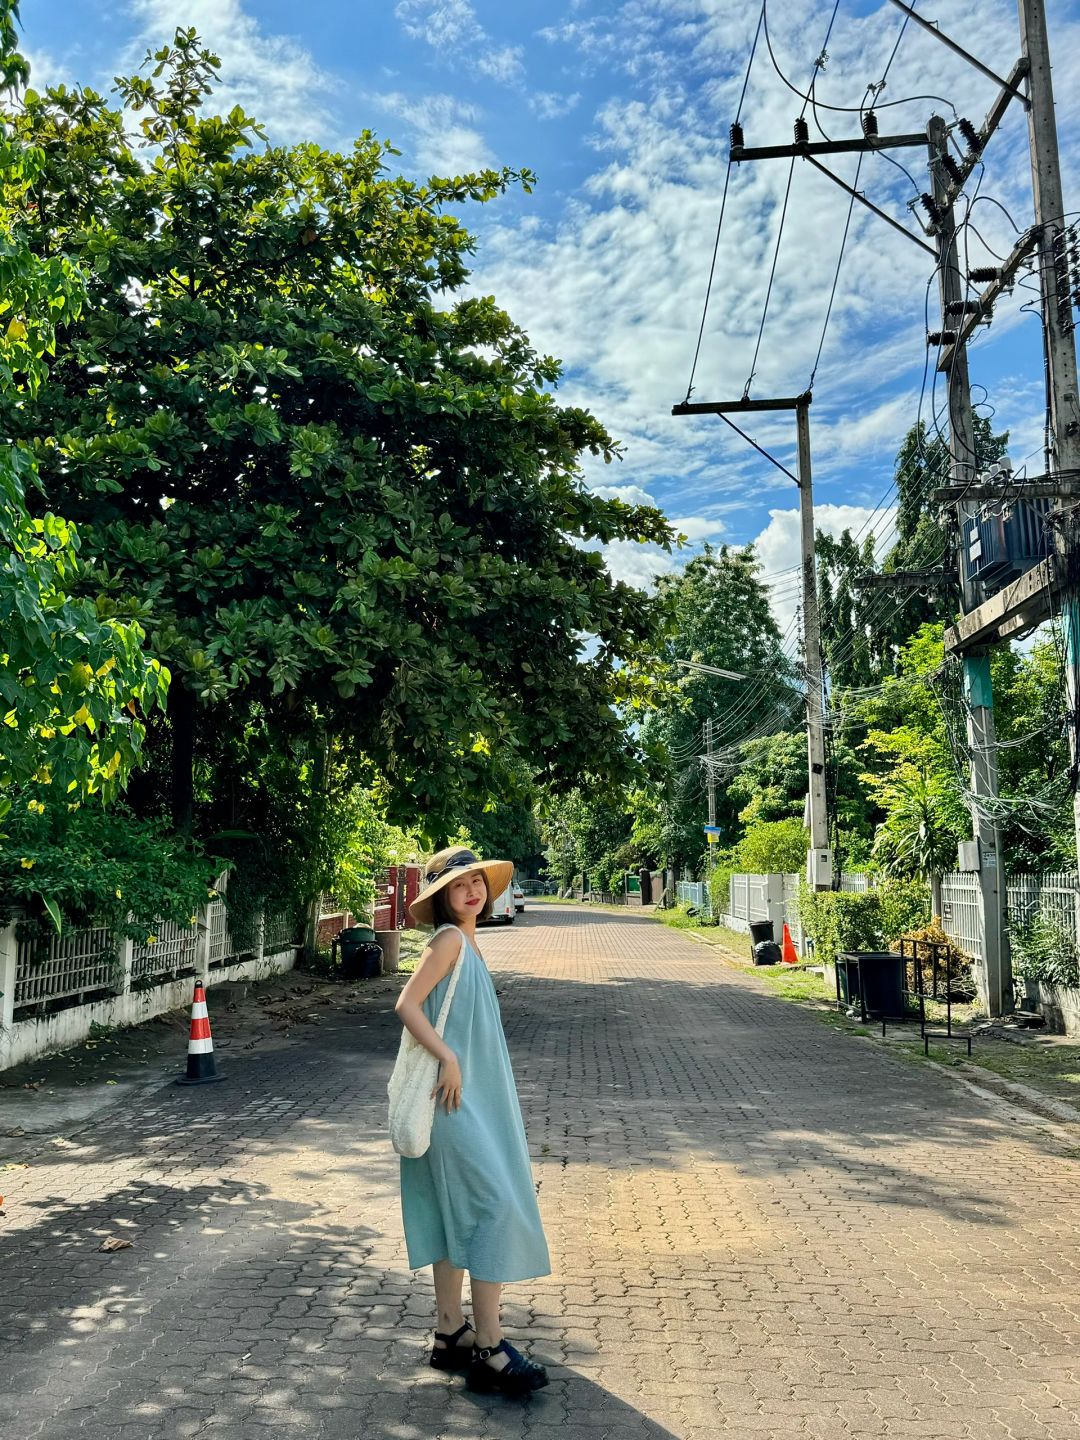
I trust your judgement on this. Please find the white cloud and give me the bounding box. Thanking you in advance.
[589,482,657,506]
[673,515,726,541]
[749,503,898,640]
[23,46,74,90]
[475,0,1080,552]
[530,90,582,121]
[595,538,678,590]
[396,1,525,85]
[371,92,494,175]
[126,0,337,141]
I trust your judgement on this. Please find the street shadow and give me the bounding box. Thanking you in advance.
[1,1172,682,1440]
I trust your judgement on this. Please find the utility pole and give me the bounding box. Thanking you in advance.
[705,716,716,830]
[796,399,831,885]
[928,113,1010,1016]
[1018,0,1080,880]
[673,393,832,889]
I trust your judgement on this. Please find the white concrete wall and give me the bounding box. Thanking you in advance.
[1023,979,1080,1036]
[0,947,297,1072]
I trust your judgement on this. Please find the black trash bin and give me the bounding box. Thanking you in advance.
[337,926,383,980]
[837,951,905,1018]
[748,920,780,966]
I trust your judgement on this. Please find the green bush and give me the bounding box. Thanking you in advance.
[707,845,737,917]
[737,818,809,875]
[876,876,931,944]
[798,885,884,969]
[4,805,216,936]
[1011,914,1080,988]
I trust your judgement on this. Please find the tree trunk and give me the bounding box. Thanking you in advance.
[169,680,196,836]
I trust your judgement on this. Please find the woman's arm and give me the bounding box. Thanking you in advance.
[394,928,464,1109]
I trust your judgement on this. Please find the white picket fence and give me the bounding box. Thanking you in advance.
[1,879,303,1072]
[711,867,1080,973]
[941,870,1080,965]
[676,880,712,917]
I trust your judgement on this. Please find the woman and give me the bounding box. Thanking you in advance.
[395,846,551,1398]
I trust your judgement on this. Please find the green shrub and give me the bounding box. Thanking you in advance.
[877,876,931,944]
[3,805,217,936]
[708,847,737,917]
[798,885,883,968]
[737,818,809,875]
[1011,914,1080,988]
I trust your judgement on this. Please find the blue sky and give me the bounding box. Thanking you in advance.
[23,1,1080,642]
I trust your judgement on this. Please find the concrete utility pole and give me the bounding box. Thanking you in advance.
[796,398,831,886]
[1018,0,1080,876]
[672,394,833,890]
[705,716,716,830]
[928,114,1009,1016]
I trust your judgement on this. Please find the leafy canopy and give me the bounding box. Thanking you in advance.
[0,1,169,836]
[3,30,673,833]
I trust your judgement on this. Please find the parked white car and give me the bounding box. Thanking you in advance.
[482,883,516,925]
[513,884,525,913]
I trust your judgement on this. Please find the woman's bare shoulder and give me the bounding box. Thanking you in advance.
[422,926,463,971]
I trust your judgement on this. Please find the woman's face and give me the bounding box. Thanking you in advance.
[446,871,488,920]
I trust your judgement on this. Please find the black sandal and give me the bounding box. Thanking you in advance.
[466,1339,549,1398]
[430,1320,475,1370]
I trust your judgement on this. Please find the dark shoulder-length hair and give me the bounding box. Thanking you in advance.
[432,872,493,927]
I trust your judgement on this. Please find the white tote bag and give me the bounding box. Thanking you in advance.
[387,926,465,1158]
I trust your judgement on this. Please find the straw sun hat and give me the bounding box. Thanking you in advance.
[407,846,515,927]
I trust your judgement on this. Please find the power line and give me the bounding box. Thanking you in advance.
[684,3,765,403]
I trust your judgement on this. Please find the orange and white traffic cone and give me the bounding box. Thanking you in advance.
[781,923,800,965]
[176,981,223,1085]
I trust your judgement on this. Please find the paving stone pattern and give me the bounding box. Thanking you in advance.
[3,906,1080,1440]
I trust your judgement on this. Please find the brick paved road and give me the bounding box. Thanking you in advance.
[3,906,1080,1440]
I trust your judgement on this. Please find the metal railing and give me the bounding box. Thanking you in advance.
[14,925,117,1009]
[676,881,712,917]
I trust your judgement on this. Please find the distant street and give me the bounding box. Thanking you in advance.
[4,905,1080,1440]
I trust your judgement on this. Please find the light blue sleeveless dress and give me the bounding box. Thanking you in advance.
[399,925,551,1283]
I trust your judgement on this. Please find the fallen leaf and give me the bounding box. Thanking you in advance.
[97,1236,133,1253]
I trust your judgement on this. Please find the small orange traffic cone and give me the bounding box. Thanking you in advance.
[176,981,224,1085]
[781,923,800,965]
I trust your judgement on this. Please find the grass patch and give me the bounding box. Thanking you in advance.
[657,903,709,930]
[955,1037,1080,1104]
[397,929,425,974]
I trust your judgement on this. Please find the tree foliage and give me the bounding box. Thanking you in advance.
[640,545,799,865]
[0,3,169,830]
[2,30,673,839]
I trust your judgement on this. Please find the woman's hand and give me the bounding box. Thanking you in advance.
[432,1054,463,1112]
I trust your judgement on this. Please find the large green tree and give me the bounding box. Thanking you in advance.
[0,3,168,835]
[641,545,799,866]
[2,31,672,839]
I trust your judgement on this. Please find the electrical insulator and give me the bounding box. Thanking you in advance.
[942,153,963,186]
[946,300,981,316]
[969,267,1000,283]
[793,116,810,145]
[919,193,942,227]
[861,110,879,139]
[958,117,982,154]
[729,121,745,151]
[927,331,957,346]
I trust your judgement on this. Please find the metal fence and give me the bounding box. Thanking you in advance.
[131,918,200,985]
[5,889,300,1024]
[676,880,712,917]
[1007,871,1079,944]
[940,872,982,962]
[14,924,117,1009]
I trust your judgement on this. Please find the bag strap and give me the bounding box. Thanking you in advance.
[432,927,466,1037]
